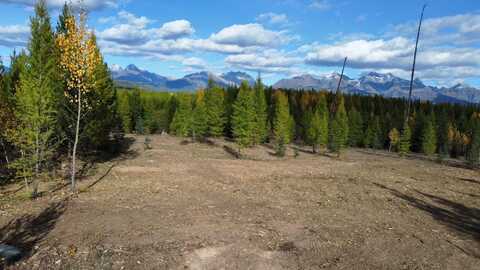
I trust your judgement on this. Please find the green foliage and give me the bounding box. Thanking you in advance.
[191,91,208,140]
[328,94,349,154]
[467,119,480,165]
[348,107,363,147]
[205,83,225,137]
[232,81,256,149]
[399,121,412,156]
[170,93,193,137]
[9,0,59,195]
[422,117,437,156]
[364,116,382,149]
[253,76,268,144]
[273,91,291,156]
[305,94,328,153]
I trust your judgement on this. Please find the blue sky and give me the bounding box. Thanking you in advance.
[0,0,479,86]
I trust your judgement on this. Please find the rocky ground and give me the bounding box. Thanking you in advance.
[0,134,479,269]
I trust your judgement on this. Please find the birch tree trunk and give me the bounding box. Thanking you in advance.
[71,89,81,193]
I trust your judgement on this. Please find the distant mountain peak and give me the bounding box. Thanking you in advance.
[126,64,141,72]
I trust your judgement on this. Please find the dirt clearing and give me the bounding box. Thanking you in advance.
[1,135,479,269]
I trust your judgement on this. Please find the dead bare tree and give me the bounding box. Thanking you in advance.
[405,4,427,122]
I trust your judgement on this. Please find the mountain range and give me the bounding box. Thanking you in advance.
[111,64,480,104]
[111,64,255,91]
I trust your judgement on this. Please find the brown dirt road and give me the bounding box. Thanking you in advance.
[1,135,479,269]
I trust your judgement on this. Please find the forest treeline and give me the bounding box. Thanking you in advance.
[117,78,480,162]
[1,1,480,198]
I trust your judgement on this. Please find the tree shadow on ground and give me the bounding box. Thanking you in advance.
[457,177,480,186]
[0,199,69,266]
[223,145,241,159]
[357,149,473,170]
[373,183,480,255]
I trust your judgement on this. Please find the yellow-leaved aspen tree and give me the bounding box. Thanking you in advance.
[56,11,101,192]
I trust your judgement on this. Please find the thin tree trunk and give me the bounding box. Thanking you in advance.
[20,150,29,193]
[71,90,81,193]
[0,140,9,164]
[33,131,39,197]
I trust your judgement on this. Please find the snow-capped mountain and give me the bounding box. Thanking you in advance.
[111,64,255,91]
[273,72,480,104]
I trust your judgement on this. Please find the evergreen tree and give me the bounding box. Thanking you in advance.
[232,81,256,150]
[83,36,118,148]
[117,91,132,133]
[328,94,349,155]
[253,74,268,144]
[305,95,328,153]
[170,93,192,137]
[129,88,143,133]
[348,107,363,147]
[436,108,450,158]
[467,119,480,165]
[10,0,59,196]
[205,81,225,137]
[421,117,437,156]
[273,91,291,156]
[364,116,382,149]
[399,121,412,156]
[191,90,208,140]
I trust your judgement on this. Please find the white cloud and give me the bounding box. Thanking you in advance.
[388,13,480,46]
[256,12,289,26]
[309,0,331,11]
[0,24,29,47]
[225,49,302,74]
[210,23,292,47]
[0,0,121,10]
[97,12,195,45]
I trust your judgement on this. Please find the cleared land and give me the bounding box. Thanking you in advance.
[0,135,479,269]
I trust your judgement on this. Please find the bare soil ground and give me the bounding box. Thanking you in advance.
[1,134,479,269]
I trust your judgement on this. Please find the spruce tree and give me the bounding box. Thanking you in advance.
[348,107,363,147]
[273,91,291,156]
[10,0,59,196]
[328,93,349,155]
[467,119,480,165]
[399,121,412,156]
[253,74,268,144]
[191,90,208,140]
[83,36,118,148]
[436,108,450,158]
[305,95,328,153]
[170,93,193,137]
[422,117,437,156]
[205,81,225,137]
[364,116,382,149]
[232,81,256,150]
[117,91,132,133]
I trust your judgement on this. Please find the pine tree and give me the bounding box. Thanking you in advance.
[117,91,132,133]
[129,88,143,133]
[467,119,480,165]
[305,95,328,153]
[10,0,59,196]
[170,93,193,137]
[191,90,208,140]
[205,80,225,137]
[83,36,118,148]
[422,117,437,156]
[399,121,412,156]
[328,93,349,155]
[253,74,268,144]
[436,108,450,158]
[232,81,256,151]
[364,116,382,149]
[348,107,363,147]
[273,91,291,156]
